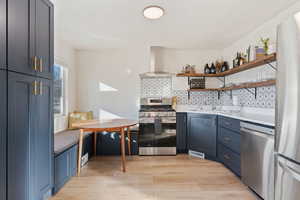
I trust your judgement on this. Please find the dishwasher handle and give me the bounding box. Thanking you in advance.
[240,122,275,136]
[240,127,275,140]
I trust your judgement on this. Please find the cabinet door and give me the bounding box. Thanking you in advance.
[0,0,6,69]
[35,0,54,79]
[54,151,69,194]
[176,113,187,153]
[7,0,35,75]
[35,78,53,199]
[69,145,78,177]
[188,114,217,158]
[0,70,6,200]
[7,72,36,200]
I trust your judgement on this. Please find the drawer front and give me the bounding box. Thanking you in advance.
[218,143,241,176]
[219,116,240,133]
[218,127,241,154]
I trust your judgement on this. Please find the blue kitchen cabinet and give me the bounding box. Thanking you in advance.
[54,150,69,194]
[219,116,240,133]
[54,145,78,194]
[35,0,54,79]
[0,0,6,69]
[0,70,6,200]
[217,116,241,177]
[4,0,54,199]
[70,145,78,176]
[35,78,53,199]
[7,0,36,76]
[218,127,241,154]
[8,72,54,200]
[7,72,37,200]
[8,0,54,79]
[176,113,188,153]
[188,114,217,160]
[218,143,241,176]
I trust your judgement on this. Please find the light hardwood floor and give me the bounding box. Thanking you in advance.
[51,155,257,200]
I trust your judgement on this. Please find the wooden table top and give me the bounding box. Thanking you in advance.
[73,119,138,130]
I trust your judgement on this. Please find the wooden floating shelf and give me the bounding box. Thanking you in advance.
[177,53,276,78]
[189,80,276,92]
[189,88,219,92]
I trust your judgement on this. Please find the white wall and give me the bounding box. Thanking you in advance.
[75,46,150,121]
[53,0,78,133]
[222,1,300,85]
[154,48,223,89]
[54,39,77,133]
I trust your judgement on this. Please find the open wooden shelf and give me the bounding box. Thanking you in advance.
[219,79,276,91]
[177,53,276,78]
[189,88,220,92]
[189,80,276,92]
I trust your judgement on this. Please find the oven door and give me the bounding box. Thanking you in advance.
[139,123,155,148]
[155,117,176,148]
[139,117,176,155]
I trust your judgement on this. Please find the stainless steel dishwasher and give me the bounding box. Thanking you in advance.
[240,122,274,200]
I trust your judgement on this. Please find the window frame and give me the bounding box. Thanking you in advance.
[53,63,68,117]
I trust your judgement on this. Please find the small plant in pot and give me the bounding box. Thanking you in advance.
[255,37,270,59]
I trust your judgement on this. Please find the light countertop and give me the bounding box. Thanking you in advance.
[176,105,275,127]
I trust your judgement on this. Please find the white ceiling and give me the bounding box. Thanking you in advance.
[55,0,298,50]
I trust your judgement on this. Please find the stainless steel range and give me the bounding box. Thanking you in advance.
[139,97,176,155]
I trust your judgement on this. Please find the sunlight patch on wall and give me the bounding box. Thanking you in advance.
[99,82,118,92]
[99,109,122,121]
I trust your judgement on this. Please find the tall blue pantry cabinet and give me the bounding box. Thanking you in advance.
[0,70,7,200]
[0,0,7,199]
[1,0,54,199]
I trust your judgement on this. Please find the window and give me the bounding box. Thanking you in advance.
[53,64,67,116]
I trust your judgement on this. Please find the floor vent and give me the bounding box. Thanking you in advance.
[189,150,205,159]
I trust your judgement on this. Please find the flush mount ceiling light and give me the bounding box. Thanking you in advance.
[143,6,164,20]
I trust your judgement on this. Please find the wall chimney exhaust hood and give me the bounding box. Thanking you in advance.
[140,46,173,78]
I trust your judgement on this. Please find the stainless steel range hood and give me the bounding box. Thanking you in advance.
[140,46,173,78]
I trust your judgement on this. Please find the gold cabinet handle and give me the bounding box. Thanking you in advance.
[39,81,43,95]
[33,56,38,71]
[33,80,38,95]
[39,58,43,72]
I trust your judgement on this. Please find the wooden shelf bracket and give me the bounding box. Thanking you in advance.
[244,87,257,99]
[218,90,233,100]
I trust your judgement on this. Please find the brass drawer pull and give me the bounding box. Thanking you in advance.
[224,137,231,142]
[225,121,231,126]
[33,56,38,71]
[33,80,38,96]
[224,154,231,160]
[39,58,43,72]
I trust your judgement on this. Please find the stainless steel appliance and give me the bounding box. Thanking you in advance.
[241,122,275,200]
[139,97,176,155]
[275,12,300,200]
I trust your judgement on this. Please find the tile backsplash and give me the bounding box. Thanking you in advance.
[141,78,172,97]
[141,77,276,109]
